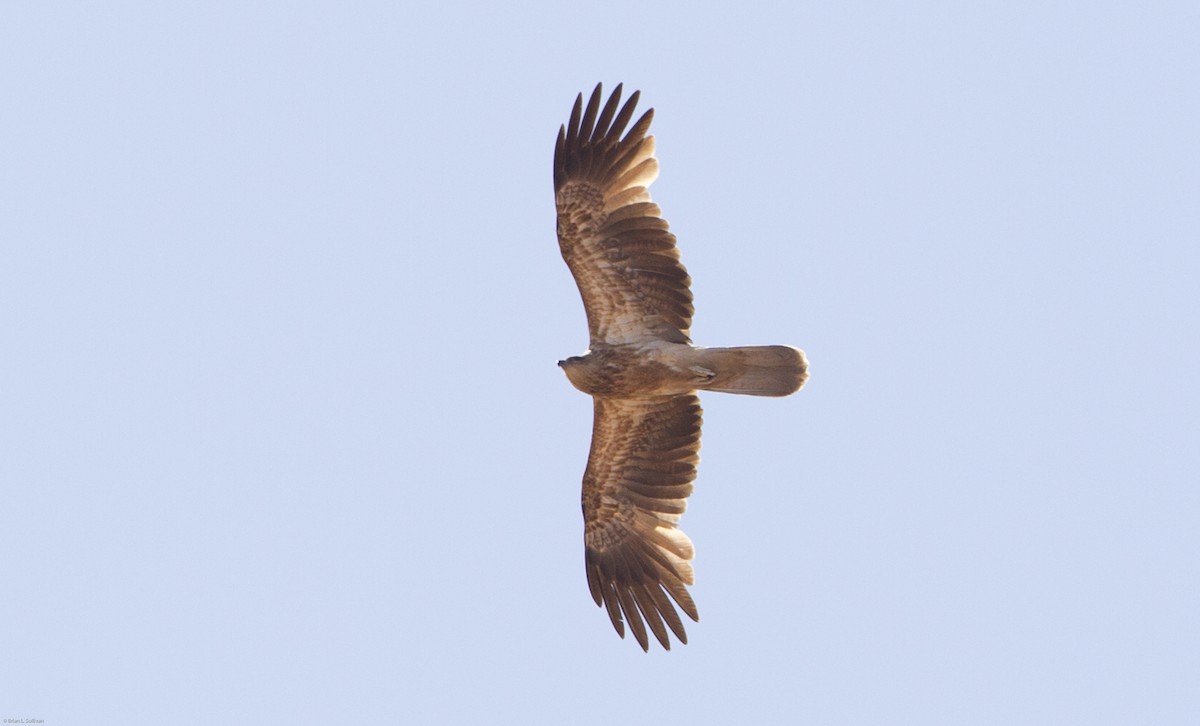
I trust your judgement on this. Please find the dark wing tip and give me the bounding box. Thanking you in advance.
[553,124,567,190]
[578,84,604,143]
[555,83,656,193]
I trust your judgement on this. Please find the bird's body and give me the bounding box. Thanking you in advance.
[560,342,807,398]
[554,83,808,650]
[559,342,709,398]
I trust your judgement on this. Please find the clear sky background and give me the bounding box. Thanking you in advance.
[2,2,1197,724]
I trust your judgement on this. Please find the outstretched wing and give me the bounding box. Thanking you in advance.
[555,84,694,347]
[582,394,702,650]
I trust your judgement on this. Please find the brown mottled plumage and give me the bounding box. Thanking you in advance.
[554,84,809,650]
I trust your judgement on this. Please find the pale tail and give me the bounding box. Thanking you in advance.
[697,345,809,397]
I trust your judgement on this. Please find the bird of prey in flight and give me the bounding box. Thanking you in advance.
[554,83,809,650]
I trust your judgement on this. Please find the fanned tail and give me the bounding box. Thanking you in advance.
[697,345,808,397]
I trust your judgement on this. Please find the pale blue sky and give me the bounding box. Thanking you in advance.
[2,2,1197,724]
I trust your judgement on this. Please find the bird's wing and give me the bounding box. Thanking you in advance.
[555,84,694,347]
[582,394,702,650]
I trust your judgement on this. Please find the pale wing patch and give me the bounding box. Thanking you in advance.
[610,154,659,192]
[604,186,652,212]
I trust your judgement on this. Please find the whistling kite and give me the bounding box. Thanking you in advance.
[554,84,809,650]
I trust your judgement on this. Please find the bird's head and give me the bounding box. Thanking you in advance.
[557,355,592,393]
